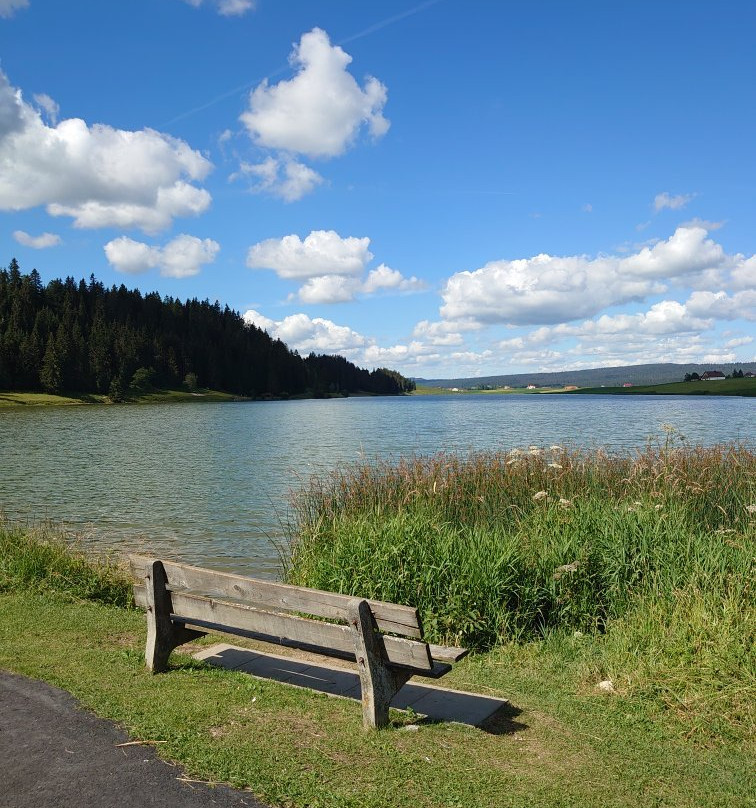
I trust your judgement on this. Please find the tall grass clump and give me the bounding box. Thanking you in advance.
[0,516,133,607]
[285,442,755,649]
[286,441,755,739]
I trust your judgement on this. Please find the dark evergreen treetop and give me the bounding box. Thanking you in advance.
[0,260,415,398]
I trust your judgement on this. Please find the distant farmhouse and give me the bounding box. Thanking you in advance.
[700,370,726,381]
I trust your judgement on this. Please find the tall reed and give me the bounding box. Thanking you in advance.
[285,444,755,650]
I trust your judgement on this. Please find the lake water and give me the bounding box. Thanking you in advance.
[0,394,752,577]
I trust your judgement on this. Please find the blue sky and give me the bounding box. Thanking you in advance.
[1,0,754,378]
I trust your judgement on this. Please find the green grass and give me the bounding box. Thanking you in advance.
[0,391,108,406]
[0,387,245,407]
[1,519,754,806]
[567,377,756,396]
[285,442,755,745]
[0,517,133,606]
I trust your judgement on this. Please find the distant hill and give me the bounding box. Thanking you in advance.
[415,362,756,390]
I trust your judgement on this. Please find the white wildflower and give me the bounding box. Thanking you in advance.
[532,490,548,502]
[548,462,562,469]
[747,504,756,515]
[559,498,572,508]
[596,680,615,693]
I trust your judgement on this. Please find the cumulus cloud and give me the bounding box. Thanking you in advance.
[243,310,366,354]
[104,234,220,278]
[654,191,695,212]
[247,231,427,304]
[0,70,212,233]
[233,157,323,201]
[288,263,427,304]
[12,230,61,249]
[685,290,756,321]
[182,0,255,16]
[241,28,389,159]
[247,230,372,279]
[295,275,361,305]
[362,264,426,294]
[440,226,731,327]
[32,93,59,125]
[0,0,28,18]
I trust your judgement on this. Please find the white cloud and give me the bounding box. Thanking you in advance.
[581,203,593,213]
[182,0,255,16]
[240,27,389,159]
[288,262,427,304]
[440,226,730,327]
[0,70,212,233]
[247,232,427,304]
[243,310,367,354]
[12,230,61,249]
[32,93,59,125]
[0,0,28,18]
[685,290,756,321]
[296,275,362,304]
[247,230,372,279]
[654,191,695,212]
[730,255,756,291]
[725,336,753,348]
[233,157,323,201]
[104,234,220,278]
[412,319,479,346]
[217,0,254,15]
[104,237,158,274]
[363,263,426,294]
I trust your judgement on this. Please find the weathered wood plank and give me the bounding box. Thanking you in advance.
[164,590,433,673]
[347,598,413,729]
[130,555,422,639]
[428,644,469,663]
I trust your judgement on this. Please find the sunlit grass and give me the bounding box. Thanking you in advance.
[285,440,755,741]
[0,516,133,607]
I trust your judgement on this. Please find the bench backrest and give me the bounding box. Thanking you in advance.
[130,555,434,673]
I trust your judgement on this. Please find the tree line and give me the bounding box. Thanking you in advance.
[0,259,415,399]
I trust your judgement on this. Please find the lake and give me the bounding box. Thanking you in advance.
[0,394,752,577]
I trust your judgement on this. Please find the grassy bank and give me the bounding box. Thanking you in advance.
[567,377,756,396]
[1,522,754,807]
[286,443,755,742]
[0,388,246,407]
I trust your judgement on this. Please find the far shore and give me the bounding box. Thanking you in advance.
[415,376,756,398]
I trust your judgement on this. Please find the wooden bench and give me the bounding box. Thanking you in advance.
[130,555,468,729]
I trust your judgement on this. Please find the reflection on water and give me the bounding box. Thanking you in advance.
[0,394,752,577]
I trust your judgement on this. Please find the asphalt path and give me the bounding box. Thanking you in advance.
[0,672,267,808]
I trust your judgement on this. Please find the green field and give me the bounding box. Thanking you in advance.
[566,377,756,396]
[1,506,754,808]
[0,388,246,407]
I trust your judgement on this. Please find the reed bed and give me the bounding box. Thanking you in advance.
[285,442,755,645]
[286,442,755,739]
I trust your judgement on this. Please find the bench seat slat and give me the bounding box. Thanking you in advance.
[130,555,422,639]
[428,644,469,663]
[166,590,434,673]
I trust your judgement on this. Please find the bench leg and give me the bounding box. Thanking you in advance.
[347,599,413,729]
[144,559,206,672]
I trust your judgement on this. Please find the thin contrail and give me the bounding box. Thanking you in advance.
[162,0,445,126]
